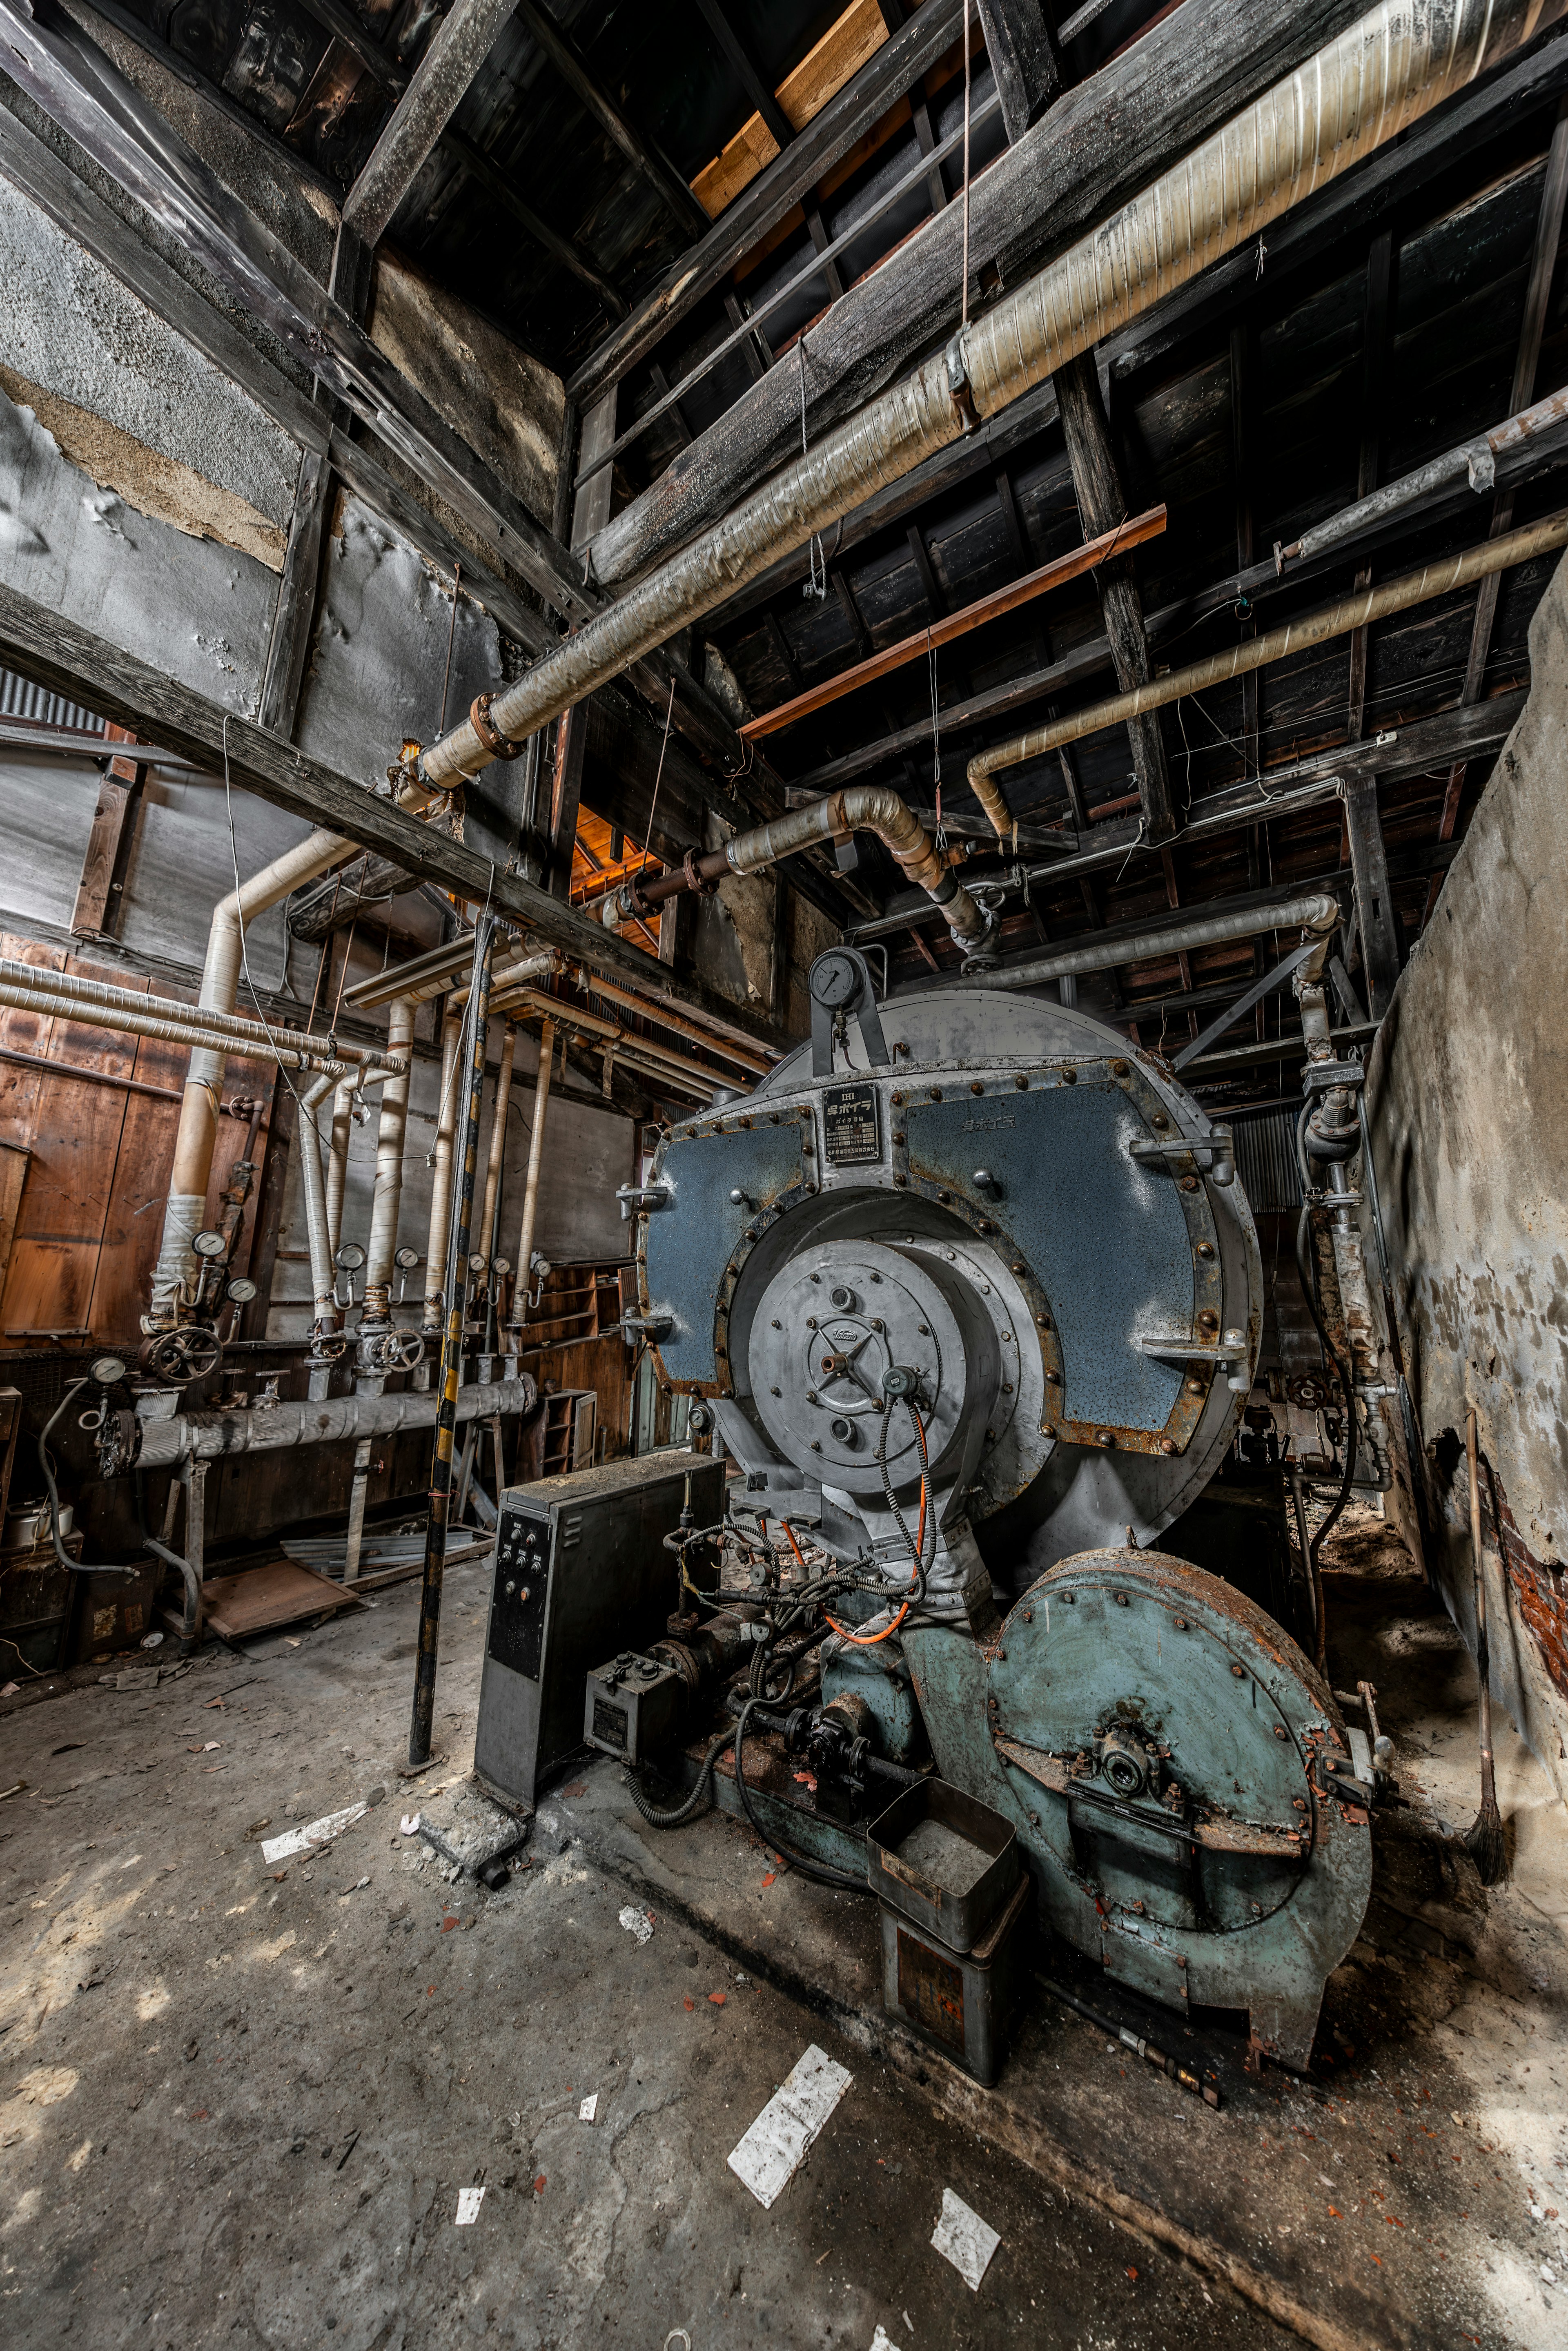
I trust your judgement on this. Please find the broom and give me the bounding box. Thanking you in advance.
[1463,1406,1508,1885]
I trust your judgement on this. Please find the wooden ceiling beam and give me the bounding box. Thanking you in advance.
[513,0,710,240]
[567,0,965,404]
[975,0,1063,138]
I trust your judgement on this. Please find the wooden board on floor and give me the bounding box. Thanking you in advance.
[199,1558,361,1637]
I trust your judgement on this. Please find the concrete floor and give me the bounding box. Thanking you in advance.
[0,1520,1564,2351]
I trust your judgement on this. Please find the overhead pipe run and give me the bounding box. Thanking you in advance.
[1276,381,1568,572]
[0,957,405,1072]
[966,510,1568,817]
[596,785,993,953]
[409,0,1563,791]
[984,892,1341,992]
[0,977,377,1084]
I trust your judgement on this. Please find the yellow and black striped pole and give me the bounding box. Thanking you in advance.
[409,916,495,1766]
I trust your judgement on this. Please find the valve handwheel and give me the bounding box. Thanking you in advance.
[144,1326,224,1383]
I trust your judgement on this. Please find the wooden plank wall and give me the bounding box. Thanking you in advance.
[0,934,275,1346]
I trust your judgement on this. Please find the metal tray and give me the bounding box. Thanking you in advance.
[867,1777,1021,1953]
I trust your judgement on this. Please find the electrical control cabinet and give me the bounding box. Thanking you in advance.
[473,1451,726,1811]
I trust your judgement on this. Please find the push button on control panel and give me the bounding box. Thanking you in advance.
[488,1507,551,1679]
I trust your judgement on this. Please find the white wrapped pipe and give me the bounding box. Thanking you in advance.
[0,956,402,1070]
[367,995,416,1292]
[295,1074,340,1326]
[0,981,358,1077]
[153,826,352,1317]
[424,1005,464,1331]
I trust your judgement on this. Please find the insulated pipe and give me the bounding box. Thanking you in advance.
[424,1005,464,1332]
[1279,381,1568,569]
[570,969,775,1073]
[295,1074,341,1330]
[967,509,1568,811]
[479,1023,517,1263]
[414,0,1564,789]
[154,826,354,1315]
[133,1376,538,1470]
[0,981,363,1080]
[494,987,749,1095]
[986,891,1340,992]
[597,785,990,950]
[326,1076,357,1257]
[510,1016,555,1329]
[365,994,416,1297]
[449,950,560,1007]
[0,956,403,1072]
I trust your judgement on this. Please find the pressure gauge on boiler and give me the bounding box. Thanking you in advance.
[192,1228,227,1260]
[225,1277,258,1304]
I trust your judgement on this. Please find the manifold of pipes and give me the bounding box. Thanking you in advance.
[0,957,403,1071]
[410,0,1563,791]
[966,508,1568,824]
[131,1376,537,1471]
[596,784,991,951]
[151,770,450,1324]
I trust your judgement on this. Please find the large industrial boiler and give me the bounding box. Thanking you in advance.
[592,945,1374,2072]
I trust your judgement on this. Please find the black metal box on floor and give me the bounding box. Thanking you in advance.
[473,1453,725,1811]
[880,1874,1032,2086]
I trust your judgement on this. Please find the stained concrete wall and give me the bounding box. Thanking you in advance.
[1366,548,1568,1801]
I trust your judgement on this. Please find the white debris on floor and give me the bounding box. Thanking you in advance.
[455,2187,485,2225]
[727,2043,853,2210]
[579,2093,598,2122]
[260,1801,367,1864]
[619,1904,654,1945]
[930,2187,1001,2292]
[869,2328,904,2351]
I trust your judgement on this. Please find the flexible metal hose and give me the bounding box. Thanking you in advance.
[624,1729,734,1828]
[39,1382,136,1578]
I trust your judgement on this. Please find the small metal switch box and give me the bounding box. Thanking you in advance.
[583,1650,683,1765]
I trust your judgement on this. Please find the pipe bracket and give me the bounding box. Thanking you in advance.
[470,693,526,762]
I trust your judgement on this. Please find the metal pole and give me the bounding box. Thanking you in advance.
[409,918,494,1768]
[510,1015,555,1334]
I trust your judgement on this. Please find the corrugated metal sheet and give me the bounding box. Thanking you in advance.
[1232,1105,1302,1214]
[0,667,104,735]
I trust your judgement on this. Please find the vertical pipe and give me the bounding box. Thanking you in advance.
[344,1435,373,1584]
[423,1005,463,1333]
[365,995,416,1302]
[409,920,494,1768]
[325,1076,356,1257]
[479,1022,517,1253]
[510,1016,555,1331]
[297,1073,342,1330]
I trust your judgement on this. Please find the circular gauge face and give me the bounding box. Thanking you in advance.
[90,1354,128,1386]
[192,1228,228,1259]
[225,1277,258,1304]
[394,1246,421,1271]
[335,1242,367,1271]
[808,949,861,1009]
[491,1257,511,1277]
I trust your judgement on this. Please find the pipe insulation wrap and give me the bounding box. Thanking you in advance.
[988,891,1341,990]
[721,786,988,944]
[367,996,416,1291]
[424,1007,463,1329]
[134,1377,539,1469]
[414,0,1565,788]
[296,1074,340,1321]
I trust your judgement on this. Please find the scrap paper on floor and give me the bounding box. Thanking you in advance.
[455,2187,485,2225]
[261,1802,367,1865]
[930,2187,1000,2291]
[727,2044,852,2209]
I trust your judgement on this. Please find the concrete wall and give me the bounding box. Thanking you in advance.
[1366,548,1568,1801]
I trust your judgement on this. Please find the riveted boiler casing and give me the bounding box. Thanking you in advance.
[632,971,1370,2065]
